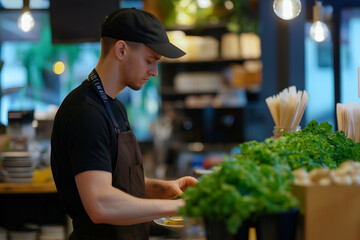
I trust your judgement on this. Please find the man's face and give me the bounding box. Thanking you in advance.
[122,43,161,91]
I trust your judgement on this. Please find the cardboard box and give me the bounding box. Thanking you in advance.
[292,185,360,240]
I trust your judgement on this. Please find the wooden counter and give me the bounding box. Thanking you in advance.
[0,180,64,229]
[0,181,57,194]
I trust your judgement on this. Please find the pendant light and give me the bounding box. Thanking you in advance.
[273,0,302,20]
[18,0,35,32]
[309,1,329,43]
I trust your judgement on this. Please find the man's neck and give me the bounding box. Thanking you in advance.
[94,64,124,99]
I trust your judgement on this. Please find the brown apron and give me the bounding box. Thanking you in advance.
[68,70,148,240]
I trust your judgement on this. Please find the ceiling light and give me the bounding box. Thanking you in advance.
[273,0,302,20]
[17,0,35,32]
[309,1,329,43]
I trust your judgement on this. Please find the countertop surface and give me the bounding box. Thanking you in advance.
[0,181,57,194]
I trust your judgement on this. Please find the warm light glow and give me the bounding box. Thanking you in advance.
[224,0,234,10]
[188,142,204,152]
[176,0,197,25]
[179,0,191,8]
[53,61,65,75]
[17,10,35,32]
[196,0,212,8]
[273,0,301,20]
[310,21,329,42]
[32,120,38,128]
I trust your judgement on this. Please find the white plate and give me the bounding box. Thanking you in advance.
[1,152,31,158]
[3,166,33,173]
[3,161,33,167]
[3,158,31,162]
[4,177,33,183]
[154,217,183,233]
[6,172,34,178]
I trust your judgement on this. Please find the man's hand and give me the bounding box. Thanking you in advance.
[145,176,198,199]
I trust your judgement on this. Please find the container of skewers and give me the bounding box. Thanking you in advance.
[265,86,309,138]
[337,102,360,142]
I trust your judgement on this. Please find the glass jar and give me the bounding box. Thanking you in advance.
[273,126,301,138]
[182,217,206,240]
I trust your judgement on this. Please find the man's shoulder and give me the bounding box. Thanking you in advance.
[61,81,103,110]
[54,81,108,124]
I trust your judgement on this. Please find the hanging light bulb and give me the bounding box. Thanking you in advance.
[310,21,329,42]
[273,0,302,20]
[309,1,329,43]
[17,0,35,32]
[18,10,35,32]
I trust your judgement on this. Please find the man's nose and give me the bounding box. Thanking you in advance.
[148,64,158,77]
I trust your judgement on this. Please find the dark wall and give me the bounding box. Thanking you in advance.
[50,0,119,43]
[259,0,306,136]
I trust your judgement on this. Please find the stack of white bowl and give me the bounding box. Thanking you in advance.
[1,152,34,183]
[0,227,7,240]
[39,225,65,240]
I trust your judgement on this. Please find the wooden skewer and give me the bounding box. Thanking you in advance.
[291,91,303,127]
[275,97,280,127]
[355,104,359,142]
[266,86,309,131]
[294,91,308,127]
[266,97,278,126]
[337,103,360,142]
[336,103,342,132]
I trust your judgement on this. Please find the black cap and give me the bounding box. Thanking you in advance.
[101,8,186,59]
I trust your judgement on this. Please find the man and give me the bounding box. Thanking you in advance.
[51,8,197,240]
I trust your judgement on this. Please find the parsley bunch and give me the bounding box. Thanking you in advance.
[179,160,297,234]
[237,120,360,171]
[179,120,359,234]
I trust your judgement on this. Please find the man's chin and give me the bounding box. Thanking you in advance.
[129,85,143,91]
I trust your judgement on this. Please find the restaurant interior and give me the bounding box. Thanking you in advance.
[0,0,360,239]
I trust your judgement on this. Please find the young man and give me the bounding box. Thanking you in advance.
[51,8,197,240]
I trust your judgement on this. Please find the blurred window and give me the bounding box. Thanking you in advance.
[0,9,159,141]
[304,23,335,127]
[340,8,360,104]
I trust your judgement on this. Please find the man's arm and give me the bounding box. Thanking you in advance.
[75,170,184,225]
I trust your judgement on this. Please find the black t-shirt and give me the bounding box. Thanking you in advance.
[50,79,129,220]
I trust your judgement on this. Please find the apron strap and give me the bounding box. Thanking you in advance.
[88,69,121,134]
[116,101,131,130]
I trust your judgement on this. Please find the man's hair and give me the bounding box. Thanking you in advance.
[100,37,118,58]
[100,37,141,59]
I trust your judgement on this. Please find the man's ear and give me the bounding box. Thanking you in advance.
[114,40,126,60]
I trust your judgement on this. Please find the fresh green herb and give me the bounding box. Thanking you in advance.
[179,160,297,234]
[236,120,360,171]
[180,120,359,234]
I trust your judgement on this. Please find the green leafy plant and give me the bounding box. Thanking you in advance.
[179,160,297,234]
[179,120,360,234]
[236,120,360,171]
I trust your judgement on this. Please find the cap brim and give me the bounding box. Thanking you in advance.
[146,42,186,59]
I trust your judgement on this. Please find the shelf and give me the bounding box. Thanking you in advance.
[174,106,247,110]
[160,58,260,65]
[161,87,218,96]
[0,181,57,194]
[165,22,229,31]
[165,22,230,37]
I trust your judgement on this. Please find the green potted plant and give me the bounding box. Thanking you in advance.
[179,159,298,240]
